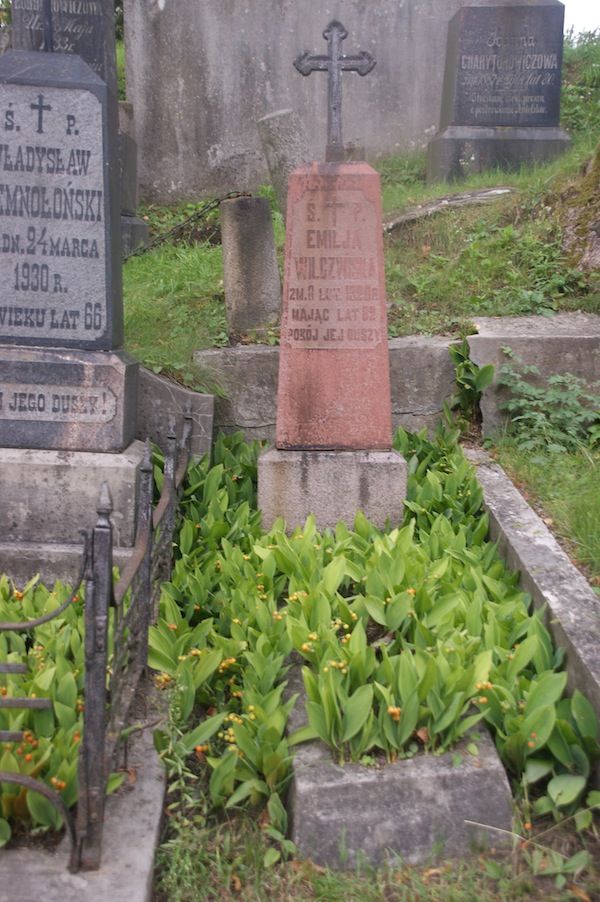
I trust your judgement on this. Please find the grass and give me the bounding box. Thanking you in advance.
[154,791,600,901]
[492,441,600,586]
[124,141,600,375]
[116,39,126,100]
[123,242,228,390]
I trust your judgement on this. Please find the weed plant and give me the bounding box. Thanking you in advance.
[487,346,600,595]
[155,802,599,901]
[562,29,600,138]
[497,350,600,453]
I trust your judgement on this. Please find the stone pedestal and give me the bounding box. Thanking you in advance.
[258,159,406,531]
[258,448,407,531]
[427,125,570,181]
[221,196,281,336]
[0,440,145,583]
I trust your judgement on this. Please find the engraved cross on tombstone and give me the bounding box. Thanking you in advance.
[294,21,375,162]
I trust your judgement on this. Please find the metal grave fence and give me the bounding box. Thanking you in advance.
[0,406,192,871]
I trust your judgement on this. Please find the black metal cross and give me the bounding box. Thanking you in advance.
[294,21,375,162]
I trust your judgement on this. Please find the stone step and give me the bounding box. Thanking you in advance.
[195,336,457,443]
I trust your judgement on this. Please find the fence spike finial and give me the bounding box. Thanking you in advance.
[96,482,113,521]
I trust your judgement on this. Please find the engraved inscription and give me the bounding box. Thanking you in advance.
[0,381,117,422]
[282,189,385,350]
[12,1,106,78]
[452,8,564,127]
[0,84,107,343]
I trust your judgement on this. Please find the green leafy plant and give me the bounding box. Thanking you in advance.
[448,339,493,425]
[0,575,127,845]
[497,348,600,452]
[152,428,600,840]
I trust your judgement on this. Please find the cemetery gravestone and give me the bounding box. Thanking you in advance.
[11,0,116,86]
[257,109,310,223]
[427,1,570,181]
[220,195,281,338]
[11,0,148,254]
[258,22,406,531]
[0,49,142,583]
[0,50,136,451]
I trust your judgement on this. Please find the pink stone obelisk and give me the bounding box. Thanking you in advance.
[276,160,392,450]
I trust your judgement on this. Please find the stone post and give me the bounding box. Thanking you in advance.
[221,196,281,337]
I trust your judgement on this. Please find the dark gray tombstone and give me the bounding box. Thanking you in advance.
[11,0,148,256]
[11,0,116,87]
[427,1,570,181]
[0,50,137,450]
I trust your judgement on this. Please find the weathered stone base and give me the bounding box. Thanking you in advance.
[0,541,135,588]
[465,448,600,780]
[0,440,145,584]
[289,729,513,868]
[258,448,407,532]
[0,346,139,452]
[221,195,281,336]
[121,215,149,257]
[195,336,456,443]
[136,367,214,458]
[427,125,570,182]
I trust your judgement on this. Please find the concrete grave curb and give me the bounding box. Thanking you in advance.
[465,449,600,764]
[0,680,166,902]
[289,728,514,868]
[195,336,457,442]
[285,665,513,868]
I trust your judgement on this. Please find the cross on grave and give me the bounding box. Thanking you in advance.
[30,93,52,133]
[294,20,375,162]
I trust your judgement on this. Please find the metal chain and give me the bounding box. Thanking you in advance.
[123,191,249,261]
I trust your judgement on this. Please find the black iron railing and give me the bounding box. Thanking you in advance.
[0,406,192,872]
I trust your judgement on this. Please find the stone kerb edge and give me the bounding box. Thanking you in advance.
[466,450,600,737]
